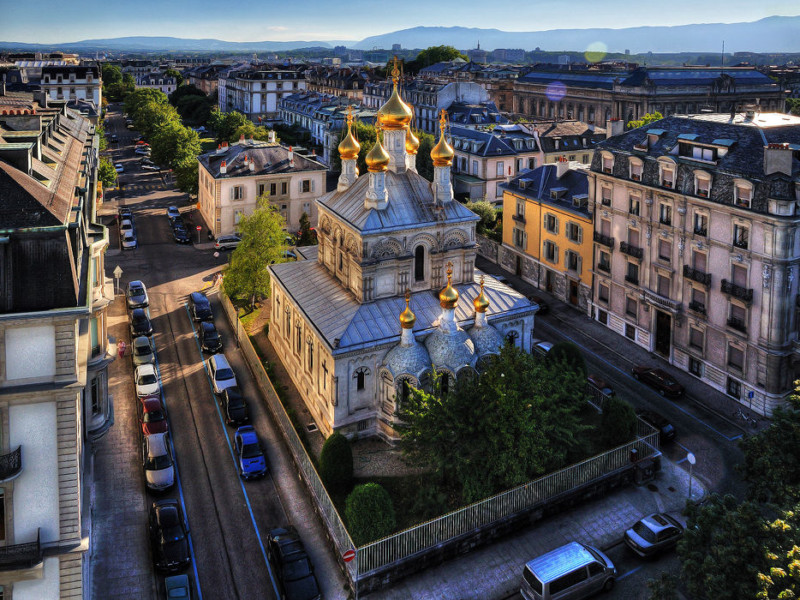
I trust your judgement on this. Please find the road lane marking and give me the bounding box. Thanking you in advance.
[617,565,643,581]
[184,303,282,600]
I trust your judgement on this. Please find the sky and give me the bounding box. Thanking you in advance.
[3,0,799,44]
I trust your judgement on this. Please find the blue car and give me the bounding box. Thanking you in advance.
[234,426,267,480]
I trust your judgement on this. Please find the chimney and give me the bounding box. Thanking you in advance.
[607,118,624,139]
[556,156,570,179]
[239,134,245,144]
[764,143,792,176]
[288,146,294,167]
[249,156,255,171]
[220,160,227,175]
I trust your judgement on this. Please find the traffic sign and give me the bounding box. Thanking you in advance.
[343,549,356,563]
[196,225,202,231]
[687,452,696,465]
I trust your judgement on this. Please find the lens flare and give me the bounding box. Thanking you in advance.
[585,41,608,64]
[545,81,567,102]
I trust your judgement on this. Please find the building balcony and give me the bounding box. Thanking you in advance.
[721,279,754,304]
[593,231,615,249]
[683,265,712,286]
[512,213,526,224]
[688,300,707,315]
[0,529,42,572]
[727,316,747,333]
[0,447,22,483]
[597,262,611,274]
[642,288,682,313]
[620,241,644,259]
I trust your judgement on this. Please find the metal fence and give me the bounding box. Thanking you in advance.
[222,294,660,583]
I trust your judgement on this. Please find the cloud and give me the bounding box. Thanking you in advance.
[266,26,288,31]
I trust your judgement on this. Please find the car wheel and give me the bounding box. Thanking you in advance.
[603,578,615,592]
[659,389,666,397]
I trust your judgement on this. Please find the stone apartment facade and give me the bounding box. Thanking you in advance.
[40,65,101,109]
[589,111,800,416]
[219,69,307,122]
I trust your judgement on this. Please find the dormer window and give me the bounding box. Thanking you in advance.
[734,180,753,209]
[658,157,676,189]
[629,157,643,181]
[601,152,614,174]
[694,171,712,198]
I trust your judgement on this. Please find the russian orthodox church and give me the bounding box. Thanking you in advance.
[267,61,538,441]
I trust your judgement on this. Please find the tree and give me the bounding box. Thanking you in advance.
[98,157,117,188]
[679,494,770,600]
[208,108,250,144]
[101,63,122,86]
[164,68,183,87]
[627,111,664,129]
[345,483,396,545]
[133,100,180,141]
[222,196,287,306]
[101,64,134,101]
[647,573,678,600]
[297,212,317,246]
[176,94,215,126]
[150,120,201,171]
[398,344,588,503]
[96,122,108,151]
[124,88,169,121]
[232,121,275,143]
[169,84,205,106]
[758,506,800,599]
[786,98,800,116]
[404,46,468,73]
[173,158,199,196]
[414,129,435,182]
[600,397,637,447]
[465,200,497,235]
[319,432,353,494]
[544,341,586,375]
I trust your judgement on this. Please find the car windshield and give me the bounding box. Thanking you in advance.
[146,454,172,470]
[133,314,148,324]
[241,442,261,459]
[162,523,185,543]
[216,368,234,381]
[283,557,313,581]
[633,521,657,542]
[205,331,219,340]
[138,373,157,385]
[135,344,152,356]
[144,410,164,422]
[130,287,143,296]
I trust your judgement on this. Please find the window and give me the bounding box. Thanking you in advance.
[284,309,291,337]
[513,228,527,250]
[234,211,244,227]
[440,372,450,396]
[496,161,505,177]
[626,262,639,285]
[600,219,611,237]
[550,568,588,594]
[0,492,4,541]
[472,160,478,176]
[629,158,643,181]
[659,203,672,226]
[295,324,302,353]
[566,222,583,243]
[281,182,288,195]
[626,296,637,317]
[270,182,277,196]
[301,180,311,193]
[657,274,670,297]
[732,264,748,287]
[733,224,749,249]
[729,303,747,332]
[544,213,559,234]
[628,228,640,248]
[322,360,328,391]
[599,283,609,302]
[414,246,425,281]
[734,181,753,208]
[598,250,611,272]
[602,153,614,173]
[727,377,742,398]
[354,367,370,391]
[90,376,102,415]
[659,162,675,188]
[516,201,525,219]
[629,196,640,216]
[694,213,708,236]
[596,309,608,324]
[257,183,267,197]
[505,330,520,346]
[689,327,704,350]
[90,317,101,356]
[601,187,612,206]
[625,323,636,340]
[658,239,672,263]
[693,251,707,273]
[307,341,314,371]
[543,241,558,263]
[691,287,707,313]
[695,172,711,197]
[728,345,744,371]
[566,250,581,273]
[689,356,704,377]
[231,186,244,201]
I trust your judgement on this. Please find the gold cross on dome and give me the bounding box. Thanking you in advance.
[391,56,400,82]
[345,105,354,126]
[439,109,448,131]
[446,261,453,279]
[405,289,411,305]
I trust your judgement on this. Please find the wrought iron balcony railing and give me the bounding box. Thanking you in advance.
[0,528,42,571]
[0,446,22,483]
[593,231,615,249]
[620,241,644,259]
[683,265,712,286]
[721,279,754,304]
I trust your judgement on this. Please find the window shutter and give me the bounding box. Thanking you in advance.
[241,186,246,199]
[298,180,302,193]
[311,179,315,192]
[577,255,583,275]
[230,187,234,200]
[554,247,559,265]
[577,226,583,244]
[554,216,559,233]
[523,232,528,250]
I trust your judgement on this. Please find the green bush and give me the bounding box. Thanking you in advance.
[320,432,353,494]
[345,483,396,545]
[545,341,587,376]
[601,397,638,447]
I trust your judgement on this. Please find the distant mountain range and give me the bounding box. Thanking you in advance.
[1,16,799,55]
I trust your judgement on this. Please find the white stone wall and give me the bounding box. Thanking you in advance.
[13,556,60,600]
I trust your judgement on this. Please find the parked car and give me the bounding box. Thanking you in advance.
[624,513,684,558]
[631,366,685,398]
[135,147,151,156]
[118,207,133,219]
[234,426,267,479]
[142,164,160,171]
[172,226,191,244]
[520,541,616,600]
[149,499,191,572]
[189,292,213,321]
[126,280,149,308]
[221,387,249,426]
[267,527,321,600]
[132,336,156,366]
[119,218,135,236]
[135,140,150,147]
[164,574,191,599]
[142,432,174,492]
[587,374,615,397]
[109,133,119,143]
[140,157,156,166]
[526,294,549,315]
[121,231,138,250]
[531,339,553,358]
[114,163,125,173]
[207,354,237,394]
[166,206,181,221]
[637,410,676,443]
[130,308,154,337]
[172,216,186,230]
[141,397,168,436]
[214,235,241,251]
[198,321,222,353]
[135,364,160,399]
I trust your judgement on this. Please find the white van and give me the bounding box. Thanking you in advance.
[520,541,616,600]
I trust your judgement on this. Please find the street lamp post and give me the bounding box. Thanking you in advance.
[687,452,696,500]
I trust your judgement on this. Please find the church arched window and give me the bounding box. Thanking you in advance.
[414,246,425,282]
[440,372,450,397]
[354,366,370,391]
[505,330,519,347]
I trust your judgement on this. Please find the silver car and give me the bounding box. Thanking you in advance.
[132,336,155,366]
[214,235,241,251]
[126,280,149,309]
[121,231,138,250]
[143,433,174,492]
[207,354,237,394]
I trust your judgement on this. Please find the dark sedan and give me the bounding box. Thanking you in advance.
[632,366,684,398]
[624,513,684,558]
[149,499,191,572]
[637,410,676,442]
[526,294,549,315]
[198,321,222,353]
[221,386,249,426]
[189,292,213,321]
[267,527,321,600]
[130,308,153,337]
[172,225,191,245]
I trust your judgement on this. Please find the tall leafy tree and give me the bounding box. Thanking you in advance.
[97,157,117,188]
[404,45,468,73]
[173,158,198,196]
[222,196,287,306]
[164,68,183,87]
[465,200,497,234]
[398,345,588,503]
[124,88,169,121]
[133,101,180,141]
[150,120,201,170]
[757,506,800,599]
[208,109,250,144]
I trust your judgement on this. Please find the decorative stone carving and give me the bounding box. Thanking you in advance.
[372,238,403,259]
[443,229,468,249]
[408,232,439,253]
[678,237,685,255]
[763,264,772,288]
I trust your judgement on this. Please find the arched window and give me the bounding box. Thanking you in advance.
[505,330,520,347]
[414,246,425,282]
[354,366,370,391]
[440,373,449,396]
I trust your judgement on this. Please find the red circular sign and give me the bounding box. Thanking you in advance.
[196,226,202,231]
[343,549,356,563]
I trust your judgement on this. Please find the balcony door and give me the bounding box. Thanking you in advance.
[654,310,672,357]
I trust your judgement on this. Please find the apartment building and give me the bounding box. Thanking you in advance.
[0,91,113,598]
[219,69,306,122]
[135,73,177,95]
[305,66,371,100]
[589,111,800,416]
[40,65,101,109]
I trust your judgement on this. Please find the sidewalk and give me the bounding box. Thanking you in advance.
[475,257,768,433]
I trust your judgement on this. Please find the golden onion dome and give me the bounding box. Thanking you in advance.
[377,58,413,130]
[338,116,360,161]
[365,133,390,172]
[399,290,416,329]
[439,263,459,309]
[405,127,420,155]
[431,110,454,167]
[474,276,490,313]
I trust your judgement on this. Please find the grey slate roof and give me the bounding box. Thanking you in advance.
[450,125,536,157]
[269,259,535,355]
[317,169,479,235]
[501,164,590,219]
[198,141,327,178]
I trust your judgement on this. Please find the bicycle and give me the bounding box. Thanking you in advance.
[732,407,758,428]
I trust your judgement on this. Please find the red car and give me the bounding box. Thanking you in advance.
[631,366,685,398]
[141,398,168,435]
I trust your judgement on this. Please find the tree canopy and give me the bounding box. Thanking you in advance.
[398,344,588,503]
[97,157,117,189]
[124,88,169,120]
[164,68,183,87]
[465,200,498,235]
[222,196,288,306]
[404,46,468,73]
[208,109,250,144]
[101,64,134,101]
[626,111,664,129]
[786,98,800,116]
[169,85,215,125]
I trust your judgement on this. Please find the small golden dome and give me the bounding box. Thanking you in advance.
[399,290,416,329]
[431,109,454,167]
[338,109,360,161]
[365,130,390,172]
[439,263,459,309]
[405,127,420,155]
[474,276,490,313]
[377,58,413,130]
